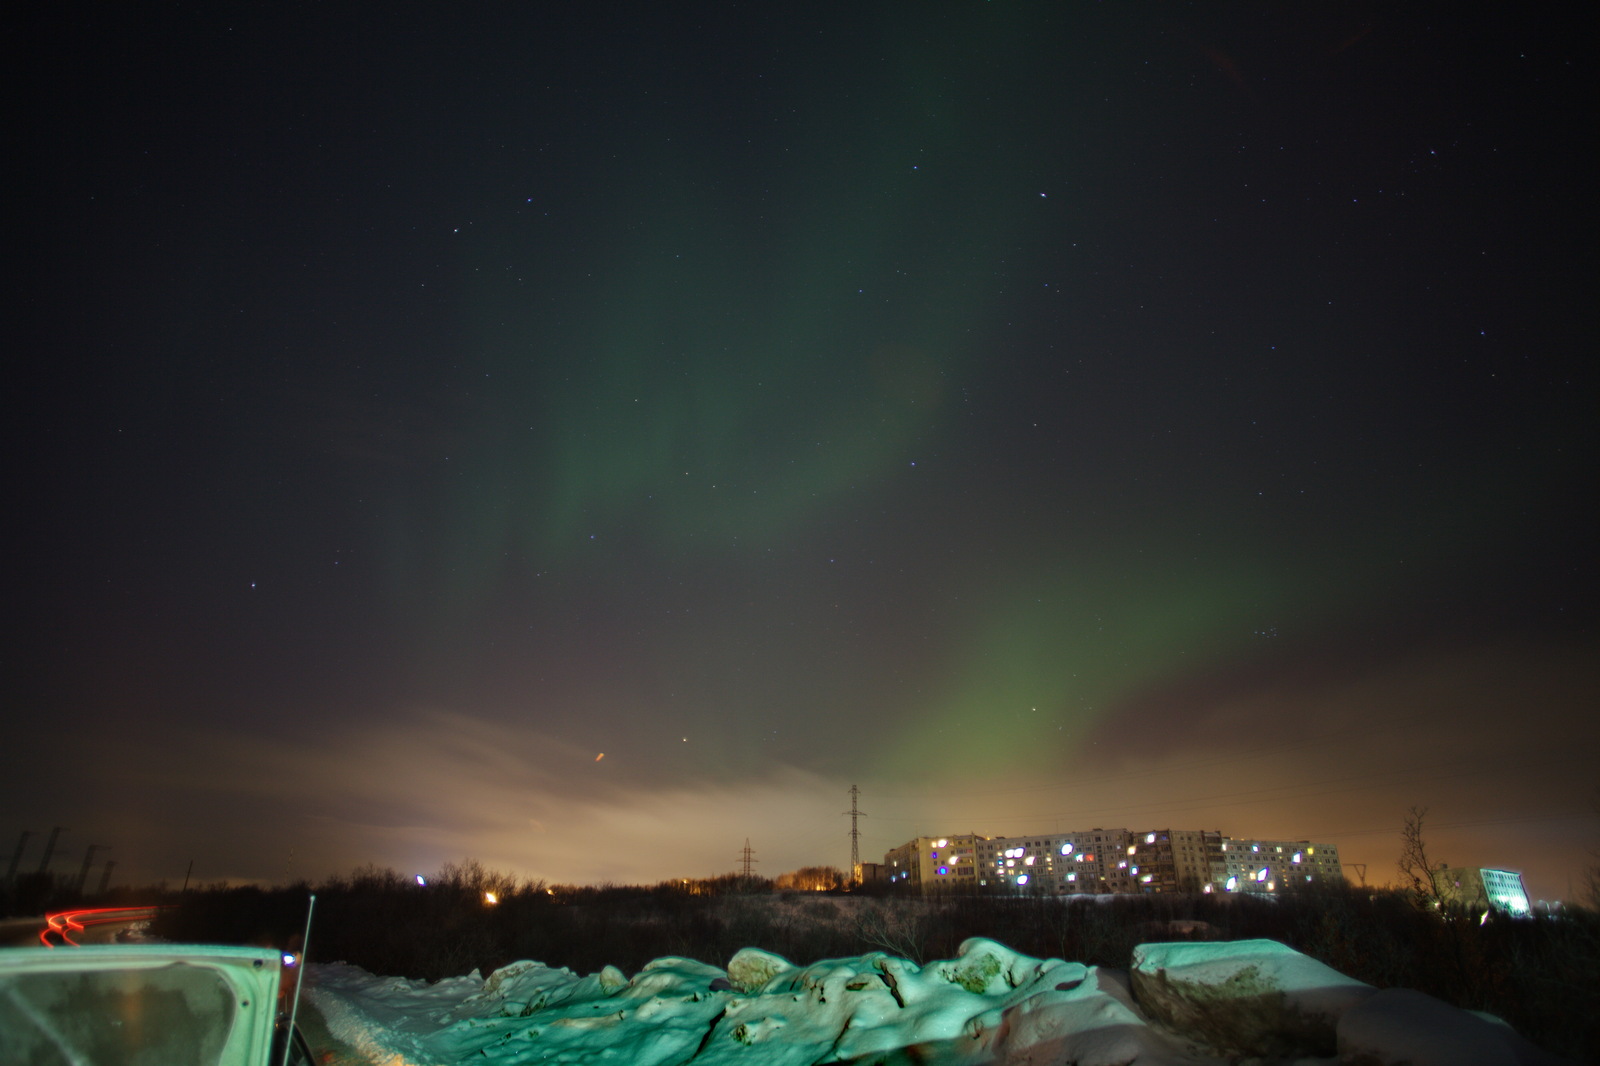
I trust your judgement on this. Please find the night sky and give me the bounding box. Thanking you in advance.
[10,3,1595,902]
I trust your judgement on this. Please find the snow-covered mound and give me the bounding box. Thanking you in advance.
[304,938,1571,1065]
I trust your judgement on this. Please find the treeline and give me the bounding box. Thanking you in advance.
[149,864,1597,1061]
[0,870,177,920]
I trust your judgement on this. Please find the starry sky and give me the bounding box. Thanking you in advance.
[9,3,1595,903]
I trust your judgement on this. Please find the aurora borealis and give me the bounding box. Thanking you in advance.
[10,3,1595,902]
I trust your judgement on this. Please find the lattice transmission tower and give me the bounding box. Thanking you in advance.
[737,838,759,881]
[844,784,867,884]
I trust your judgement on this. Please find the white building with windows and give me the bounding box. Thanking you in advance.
[885,828,1344,896]
[1216,837,1342,895]
[1432,865,1531,916]
[977,829,1134,893]
[883,834,986,889]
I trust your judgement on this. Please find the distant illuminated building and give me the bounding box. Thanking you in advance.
[1125,829,1224,893]
[883,835,985,889]
[978,829,1135,893]
[885,828,1344,895]
[1432,865,1531,916]
[887,830,1137,894]
[1215,837,1343,895]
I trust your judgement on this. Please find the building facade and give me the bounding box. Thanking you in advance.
[885,828,1343,896]
[883,834,986,889]
[1214,837,1342,894]
[1123,828,1225,892]
[977,829,1135,893]
[1432,865,1531,916]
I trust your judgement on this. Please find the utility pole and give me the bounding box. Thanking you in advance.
[38,827,66,875]
[843,784,867,884]
[5,830,32,885]
[78,845,109,894]
[737,839,758,882]
[98,861,117,895]
[1343,863,1367,887]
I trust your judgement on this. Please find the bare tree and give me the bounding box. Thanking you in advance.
[1398,805,1444,910]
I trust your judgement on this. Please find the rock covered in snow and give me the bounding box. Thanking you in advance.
[726,946,793,992]
[1130,937,1374,1058]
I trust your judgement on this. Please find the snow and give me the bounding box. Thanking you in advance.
[302,937,1572,1066]
[1337,988,1566,1066]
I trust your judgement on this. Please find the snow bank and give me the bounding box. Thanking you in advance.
[1337,988,1569,1066]
[304,938,1570,1065]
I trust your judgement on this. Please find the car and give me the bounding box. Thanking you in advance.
[0,942,314,1065]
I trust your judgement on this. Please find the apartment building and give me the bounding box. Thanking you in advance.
[885,828,1343,895]
[883,834,986,889]
[977,829,1134,893]
[1123,828,1225,893]
[1432,865,1531,916]
[1216,837,1342,894]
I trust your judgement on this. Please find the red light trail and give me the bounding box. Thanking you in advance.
[39,906,163,947]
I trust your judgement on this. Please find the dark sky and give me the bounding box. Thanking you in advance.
[9,2,1595,902]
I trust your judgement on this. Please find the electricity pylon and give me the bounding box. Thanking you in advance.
[737,838,759,881]
[844,784,867,884]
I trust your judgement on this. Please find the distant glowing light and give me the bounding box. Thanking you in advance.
[1226,876,1238,891]
[595,753,605,761]
[415,875,427,887]
[282,953,298,967]
[1016,874,1029,885]
[1059,843,1073,856]
[484,891,499,905]
[1145,833,1156,844]
[935,839,948,848]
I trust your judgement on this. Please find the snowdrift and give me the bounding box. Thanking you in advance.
[306,937,1572,1065]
